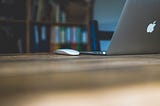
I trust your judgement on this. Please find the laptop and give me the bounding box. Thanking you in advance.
[81,0,160,55]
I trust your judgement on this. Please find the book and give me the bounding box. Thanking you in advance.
[50,26,60,52]
[55,3,60,23]
[50,25,88,52]
[76,27,81,51]
[54,2,66,23]
[36,0,44,21]
[89,20,98,51]
[70,27,77,50]
[31,24,49,52]
[31,0,51,22]
[30,25,39,52]
[31,0,38,21]
[81,28,88,51]
[17,38,23,53]
[66,27,71,48]
[49,0,56,22]
[60,26,66,48]
[39,25,49,52]
[61,11,66,23]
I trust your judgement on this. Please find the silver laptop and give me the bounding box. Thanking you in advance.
[81,0,160,55]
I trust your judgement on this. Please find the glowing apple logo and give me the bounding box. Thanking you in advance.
[147,21,157,33]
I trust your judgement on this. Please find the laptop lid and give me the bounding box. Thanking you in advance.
[107,0,160,55]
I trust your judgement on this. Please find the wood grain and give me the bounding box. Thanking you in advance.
[0,54,160,106]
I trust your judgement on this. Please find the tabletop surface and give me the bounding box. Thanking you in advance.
[0,54,160,106]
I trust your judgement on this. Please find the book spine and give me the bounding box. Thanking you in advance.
[81,28,88,51]
[31,25,39,52]
[50,26,60,52]
[66,27,71,49]
[17,38,23,53]
[36,0,44,22]
[76,27,81,51]
[50,26,54,52]
[89,21,97,51]
[49,0,56,22]
[61,11,66,23]
[55,3,60,23]
[31,0,37,21]
[39,25,48,52]
[70,27,77,50]
[60,26,67,48]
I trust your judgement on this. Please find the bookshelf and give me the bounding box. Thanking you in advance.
[0,0,94,53]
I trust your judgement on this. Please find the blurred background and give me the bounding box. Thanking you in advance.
[0,0,126,54]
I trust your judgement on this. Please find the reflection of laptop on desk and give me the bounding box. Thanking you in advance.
[81,0,160,55]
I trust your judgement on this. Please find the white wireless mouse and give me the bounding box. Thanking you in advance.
[54,49,80,56]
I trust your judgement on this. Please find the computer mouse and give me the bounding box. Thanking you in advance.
[54,49,80,56]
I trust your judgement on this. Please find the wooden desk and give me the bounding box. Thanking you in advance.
[0,54,160,106]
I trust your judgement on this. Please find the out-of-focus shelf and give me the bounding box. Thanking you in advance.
[0,19,87,26]
[29,21,87,26]
[0,19,26,23]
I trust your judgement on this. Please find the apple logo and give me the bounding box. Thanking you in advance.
[147,21,157,33]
